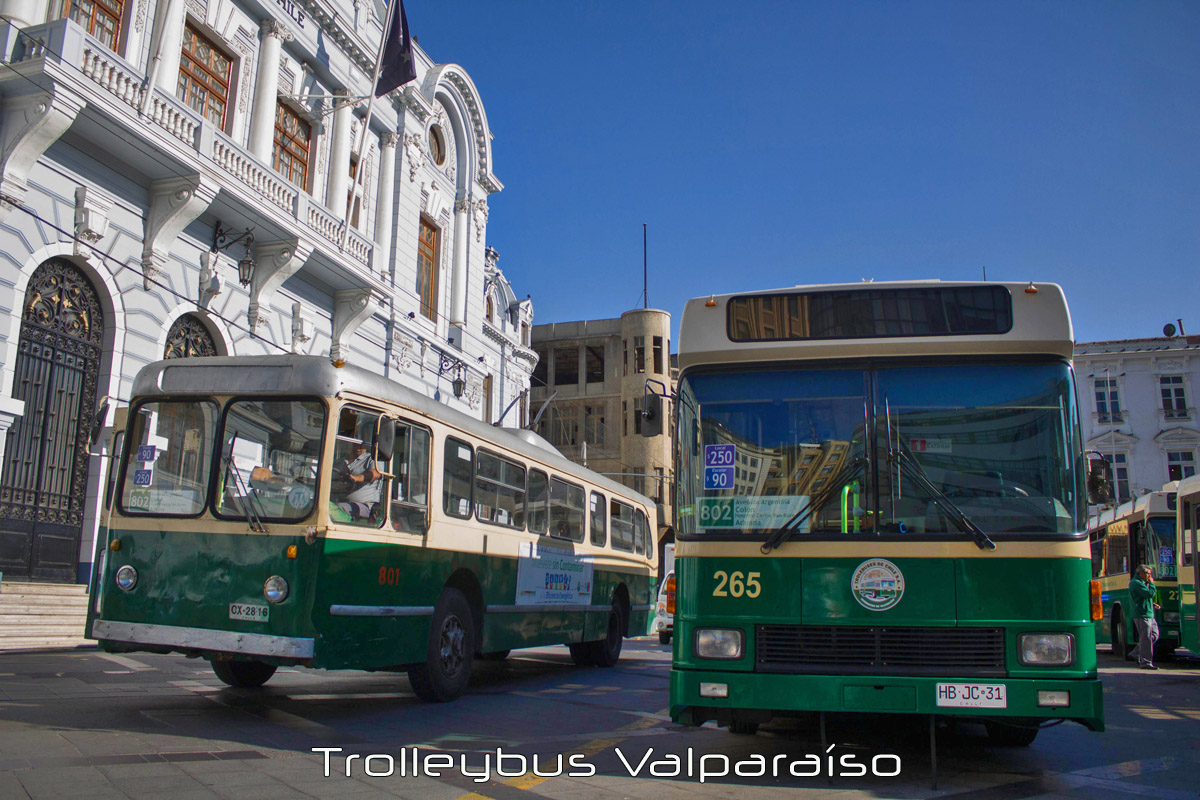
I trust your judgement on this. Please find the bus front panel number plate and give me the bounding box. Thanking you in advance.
[935,682,1006,708]
[704,445,735,491]
[229,603,270,622]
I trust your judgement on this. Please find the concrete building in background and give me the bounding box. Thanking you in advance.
[1075,334,1200,502]
[531,309,675,544]
[0,0,533,584]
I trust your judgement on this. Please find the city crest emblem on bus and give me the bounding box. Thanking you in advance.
[851,559,905,611]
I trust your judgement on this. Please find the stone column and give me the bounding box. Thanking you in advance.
[374,132,399,275]
[0,0,40,28]
[153,0,187,94]
[324,89,351,216]
[449,196,470,329]
[247,20,292,162]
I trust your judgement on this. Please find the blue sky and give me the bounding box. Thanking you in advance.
[409,1,1199,345]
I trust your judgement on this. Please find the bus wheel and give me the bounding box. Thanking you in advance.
[568,642,594,666]
[984,720,1038,747]
[588,602,624,667]
[211,659,277,688]
[1113,613,1131,660]
[729,720,759,735]
[409,588,474,702]
[659,631,672,645]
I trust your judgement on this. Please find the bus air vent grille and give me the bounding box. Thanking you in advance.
[755,625,1006,677]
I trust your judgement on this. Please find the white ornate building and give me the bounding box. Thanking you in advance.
[1076,334,1200,503]
[0,0,535,583]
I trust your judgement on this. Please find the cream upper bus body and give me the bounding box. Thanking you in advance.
[123,355,657,571]
[677,280,1074,371]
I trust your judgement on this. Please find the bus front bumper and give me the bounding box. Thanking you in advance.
[670,668,1104,732]
[91,620,314,661]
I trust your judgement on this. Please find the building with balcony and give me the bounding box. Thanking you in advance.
[0,0,535,583]
[1075,334,1200,504]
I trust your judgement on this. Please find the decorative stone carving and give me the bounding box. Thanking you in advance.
[404,132,424,182]
[465,376,482,410]
[290,301,311,352]
[391,330,416,373]
[330,288,375,364]
[74,186,113,256]
[260,18,294,41]
[135,0,149,32]
[472,198,488,242]
[142,174,219,291]
[248,238,312,330]
[0,87,85,218]
[198,250,222,308]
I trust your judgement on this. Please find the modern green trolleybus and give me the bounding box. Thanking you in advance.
[87,356,656,700]
[656,280,1104,745]
[1088,489,1180,659]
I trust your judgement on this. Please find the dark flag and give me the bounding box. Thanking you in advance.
[374,0,416,97]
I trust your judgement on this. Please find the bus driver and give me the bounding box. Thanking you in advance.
[336,441,383,521]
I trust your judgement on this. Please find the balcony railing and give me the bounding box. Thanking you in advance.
[8,19,379,276]
[1096,411,1124,424]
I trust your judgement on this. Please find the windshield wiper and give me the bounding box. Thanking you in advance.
[222,432,267,533]
[761,455,865,553]
[893,450,995,551]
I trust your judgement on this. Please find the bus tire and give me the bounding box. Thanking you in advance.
[588,602,624,667]
[985,720,1038,747]
[211,659,276,688]
[1113,612,1132,660]
[568,642,594,666]
[729,720,759,735]
[659,631,672,645]
[408,588,474,702]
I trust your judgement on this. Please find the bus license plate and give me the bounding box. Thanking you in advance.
[229,603,269,622]
[935,682,1006,708]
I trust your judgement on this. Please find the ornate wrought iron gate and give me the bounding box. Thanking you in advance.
[0,260,104,582]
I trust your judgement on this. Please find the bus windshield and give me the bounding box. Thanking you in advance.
[677,361,1084,539]
[1147,517,1177,579]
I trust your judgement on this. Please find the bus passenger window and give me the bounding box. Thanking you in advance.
[476,451,526,529]
[331,407,385,527]
[549,478,584,542]
[590,492,607,546]
[634,508,649,555]
[444,438,474,518]
[390,423,430,534]
[528,470,548,533]
[611,500,634,552]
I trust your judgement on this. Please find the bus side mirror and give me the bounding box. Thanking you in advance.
[1087,456,1113,505]
[641,393,663,438]
[375,418,396,462]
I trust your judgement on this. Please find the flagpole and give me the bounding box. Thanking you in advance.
[340,0,398,251]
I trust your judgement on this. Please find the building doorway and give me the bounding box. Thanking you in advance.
[0,259,105,582]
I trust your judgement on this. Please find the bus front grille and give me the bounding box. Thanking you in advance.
[755,625,1006,677]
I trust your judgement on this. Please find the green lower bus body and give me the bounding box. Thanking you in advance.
[669,554,1104,733]
[87,528,653,672]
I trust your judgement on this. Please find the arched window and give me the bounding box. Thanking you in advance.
[165,314,219,359]
[485,295,494,324]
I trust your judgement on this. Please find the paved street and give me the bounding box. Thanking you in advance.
[0,640,1198,800]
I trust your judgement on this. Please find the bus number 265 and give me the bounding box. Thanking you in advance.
[713,570,762,598]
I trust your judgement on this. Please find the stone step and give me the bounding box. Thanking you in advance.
[0,620,86,635]
[0,602,89,615]
[0,582,89,597]
[0,636,92,651]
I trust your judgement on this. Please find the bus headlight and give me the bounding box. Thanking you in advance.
[1018,633,1074,666]
[1163,612,1180,624]
[263,575,289,604]
[115,565,137,592]
[695,628,744,659]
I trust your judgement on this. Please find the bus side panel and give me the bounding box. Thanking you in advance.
[91,528,319,657]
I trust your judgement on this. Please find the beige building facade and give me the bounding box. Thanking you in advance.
[531,309,675,543]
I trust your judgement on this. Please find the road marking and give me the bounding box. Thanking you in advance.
[1127,705,1182,720]
[95,653,155,671]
